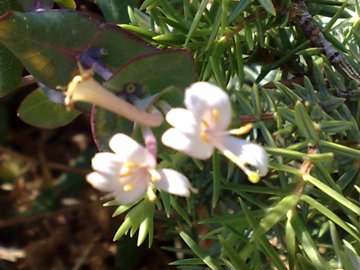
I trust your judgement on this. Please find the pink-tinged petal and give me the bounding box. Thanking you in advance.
[165,108,199,135]
[91,152,123,176]
[113,170,149,204]
[218,136,269,176]
[86,172,119,192]
[162,128,214,159]
[184,82,231,130]
[153,169,192,197]
[109,133,156,167]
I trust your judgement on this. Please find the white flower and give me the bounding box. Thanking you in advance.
[162,82,268,183]
[87,134,194,204]
[65,70,163,127]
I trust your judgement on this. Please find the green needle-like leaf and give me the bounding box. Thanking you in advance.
[301,195,360,241]
[304,174,360,215]
[257,0,276,16]
[185,0,208,46]
[179,230,222,270]
[252,194,300,239]
[294,101,319,142]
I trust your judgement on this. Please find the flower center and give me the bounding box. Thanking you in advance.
[200,109,219,142]
[118,161,140,177]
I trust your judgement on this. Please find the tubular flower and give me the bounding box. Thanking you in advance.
[87,134,194,205]
[162,82,268,183]
[65,70,163,127]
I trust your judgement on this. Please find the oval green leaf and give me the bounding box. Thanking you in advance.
[18,88,79,128]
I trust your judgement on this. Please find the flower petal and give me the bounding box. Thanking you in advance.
[166,108,198,135]
[109,133,156,167]
[91,152,123,176]
[184,82,231,130]
[113,170,149,204]
[162,128,214,159]
[153,169,193,197]
[218,136,269,176]
[86,172,120,192]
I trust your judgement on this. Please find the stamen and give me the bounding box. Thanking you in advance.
[118,161,139,177]
[124,161,138,169]
[200,120,210,142]
[118,170,132,177]
[211,109,219,124]
[247,171,260,184]
[147,186,157,201]
[222,149,261,183]
[201,119,209,129]
[65,75,86,108]
[229,123,253,136]
[149,169,161,182]
[123,184,133,191]
[200,130,210,142]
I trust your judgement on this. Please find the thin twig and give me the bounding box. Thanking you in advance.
[238,112,274,123]
[0,202,98,229]
[71,234,101,270]
[290,0,360,85]
[0,146,91,175]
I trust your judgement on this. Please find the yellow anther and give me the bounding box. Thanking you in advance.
[200,119,211,142]
[200,130,210,142]
[211,109,219,124]
[147,186,157,201]
[247,171,260,184]
[124,161,138,169]
[149,169,161,182]
[123,184,133,191]
[118,162,139,177]
[118,168,132,177]
[229,123,253,136]
[201,119,209,129]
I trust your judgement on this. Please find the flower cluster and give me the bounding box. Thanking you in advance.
[67,75,269,204]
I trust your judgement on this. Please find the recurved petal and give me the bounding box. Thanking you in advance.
[165,108,198,134]
[91,152,123,176]
[86,172,119,192]
[153,169,193,197]
[109,133,156,167]
[113,170,149,205]
[184,82,232,130]
[219,136,269,176]
[162,128,214,160]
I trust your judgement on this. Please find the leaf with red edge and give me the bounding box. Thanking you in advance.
[0,10,98,88]
[104,49,196,94]
[0,10,156,89]
[91,24,157,71]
